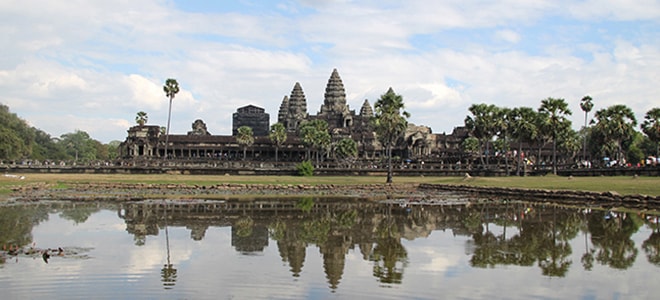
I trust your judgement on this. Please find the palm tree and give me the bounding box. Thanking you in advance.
[539,98,572,174]
[163,78,180,159]
[641,108,660,158]
[299,119,331,164]
[371,88,409,183]
[465,103,498,167]
[592,104,637,165]
[510,107,538,176]
[268,122,287,162]
[580,95,594,162]
[236,126,254,160]
[334,138,358,168]
[135,111,148,126]
[493,107,512,175]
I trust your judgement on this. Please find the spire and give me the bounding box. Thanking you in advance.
[319,68,347,115]
[288,82,307,118]
[284,82,308,132]
[359,99,373,117]
[277,95,289,124]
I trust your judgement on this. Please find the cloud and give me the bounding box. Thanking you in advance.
[495,29,522,44]
[1,0,658,142]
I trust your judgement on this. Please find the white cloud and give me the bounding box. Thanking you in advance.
[0,0,658,142]
[495,29,522,44]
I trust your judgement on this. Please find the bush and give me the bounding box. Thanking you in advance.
[296,160,314,176]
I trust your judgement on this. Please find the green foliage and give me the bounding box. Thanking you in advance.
[371,88,409,183]
[60,130,98,162]
[539,97,572,174]
[461,136,480,154]
[0,104,34,160]
[296,197,315,212]
[135,111,148,126]
[237,126,254,160]
[299,119,331,163]
[641,107,660,156]
[269,122,287,162]
[0,104,118,162]
[334,138,358,167]
[464,103,499,165]
[591,104,638,164]
[296,160,314,176]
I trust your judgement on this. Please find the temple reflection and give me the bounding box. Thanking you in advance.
[2,198,660,290]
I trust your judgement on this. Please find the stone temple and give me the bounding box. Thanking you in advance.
[120,69,469,164]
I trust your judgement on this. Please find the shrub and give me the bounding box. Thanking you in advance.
[296,160,314,176]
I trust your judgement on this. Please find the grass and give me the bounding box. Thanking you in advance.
[1,173,659,196]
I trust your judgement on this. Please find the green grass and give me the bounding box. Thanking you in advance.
[1,173,659,196]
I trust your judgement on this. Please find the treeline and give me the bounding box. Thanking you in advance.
[463,97,660,174]
[0,104,120,163]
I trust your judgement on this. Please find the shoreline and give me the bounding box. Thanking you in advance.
[5,182,660,209]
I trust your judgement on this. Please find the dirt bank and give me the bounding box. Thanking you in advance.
[5,182,660,209]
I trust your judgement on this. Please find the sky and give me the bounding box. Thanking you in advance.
[1,0,659,143]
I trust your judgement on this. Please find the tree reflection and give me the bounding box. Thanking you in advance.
[0,206,49,251]
[370,206,408,284]
[58,206,99,224]
[161,202,177,290]
[588,211,641,270]
[296,197,314,212]
[642,215,660,266]
[580,210,595,271]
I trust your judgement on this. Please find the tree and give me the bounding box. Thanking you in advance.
[236,126,254,160]
[59,130,97,163]
[641,108,660,158]
[510,107,538,176]
[268,123,287,162]
[334,138,358,168]
[465,103,499,167]
[460,136,480,168]
[580,95,594,161]
[135,111,148,126]
[493,107,512,175]
[0,104,34,160]
[163,78,180,159]
[371,88,410,183]
[592,104,637,166]
[539,98,572,174]
[299,119,331,164]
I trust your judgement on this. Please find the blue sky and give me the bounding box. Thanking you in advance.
[1,0,659,142]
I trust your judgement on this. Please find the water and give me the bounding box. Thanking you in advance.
[1,198,659,299]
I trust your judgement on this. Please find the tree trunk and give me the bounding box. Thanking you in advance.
[275,146,279,162]
[516,140,522,176]
[164,97,173,160]
[504,135,510,176]
[386,145,393,183]
[552,131,557,175]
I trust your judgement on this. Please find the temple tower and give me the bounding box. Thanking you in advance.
[359,99,373,118]
[277,96,289,125]
[280,82,308,132]
[318,69,353,129]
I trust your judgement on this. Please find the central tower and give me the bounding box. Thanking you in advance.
[318,69,352,129]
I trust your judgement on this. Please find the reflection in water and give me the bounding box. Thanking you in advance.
[161,201,177,290]
[1,198,660,298]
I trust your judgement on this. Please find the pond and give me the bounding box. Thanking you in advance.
[1,197,659,299]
